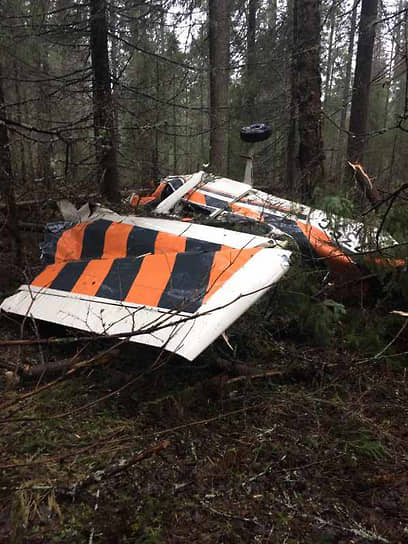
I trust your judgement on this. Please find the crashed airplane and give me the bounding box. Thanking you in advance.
[0,199,290,361]
[130,170,402,285]
[0,170,403,361]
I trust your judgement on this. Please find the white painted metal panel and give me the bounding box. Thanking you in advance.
[1,248,291,361]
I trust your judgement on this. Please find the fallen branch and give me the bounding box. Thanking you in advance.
[0,335,94,347]
[226,369,284,385]
[1,349,119,382]
[198,500,262,526]
[0,346,122,410]
[31,349,118,379]
[58,440,169,497]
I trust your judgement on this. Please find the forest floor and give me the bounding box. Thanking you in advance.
[1,305,408,544]
[1,210,408,543]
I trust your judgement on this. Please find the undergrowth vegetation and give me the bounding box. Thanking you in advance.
[3,241,408,542]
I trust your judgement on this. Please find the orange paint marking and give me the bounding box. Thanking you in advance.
[184,190,207,205]
[296,222,358,277]
[71,259,114,296]
[102,222,133,259]
[31,262,67,288]
[54,222,90,263]
[125,253,178,307]
[154,231,186,255]
[203,247,261,303]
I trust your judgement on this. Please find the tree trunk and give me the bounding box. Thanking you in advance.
[0,63,21,267]
[110,3,121,169]
[37,52,54,189]
[90,0,120,201]
[32,0,54,189]
[208,0,230,176]
[286,0,298,195]
[346,0,378,165]
[323,1,336,111]
[12,60,27,185]
[392,0,407,119]
[246,0,258,122]
[152,58,160,180]
[295,0,325,201]
[268,0,278,35]
[335,2,358,181]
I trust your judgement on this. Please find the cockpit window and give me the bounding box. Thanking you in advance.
[159,177,185,201]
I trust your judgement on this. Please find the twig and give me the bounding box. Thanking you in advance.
[226,369,284,385]
[373,320,408,361]
[58,440,169,497]
[198,500,262,526]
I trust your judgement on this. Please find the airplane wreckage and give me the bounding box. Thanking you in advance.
[1,126,405,362]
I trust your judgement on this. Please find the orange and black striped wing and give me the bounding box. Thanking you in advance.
[34,220,262,313]
[43,219,224,264]
[32,249,261,313]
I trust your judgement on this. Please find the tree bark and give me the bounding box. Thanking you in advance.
[208,0,230,176]
[110,3,121,170]
[246,0,258,122]
[0,63,21,267]
[294,0,325,201]
[286,0,298,195]
[346,0,378,165]
[335,2,358,181]
[90,0,120,202]
[323,1,336,111]
[32,0,54,189]
[12,60,27,185]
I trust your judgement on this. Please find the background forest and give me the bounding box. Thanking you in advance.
[1,0,408,208]
[2,1,408,543]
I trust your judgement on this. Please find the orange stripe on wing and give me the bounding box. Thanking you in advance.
[184,190,207,205]
[154,231,186,254]
[203,247,261,303]
[229,202,264,221]
[296,222,358,276]
[125,253,178,307]
[54,222,90,263]
[31,262,67,288]
[71,259,114,296]
[102,222,133,259]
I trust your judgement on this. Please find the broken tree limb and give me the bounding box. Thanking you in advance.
[348,162,381,207]
[0,335,92,347]
[27,349,119,378]
[0,349,119,381]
